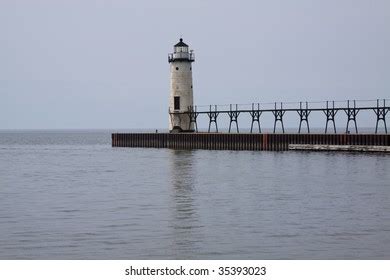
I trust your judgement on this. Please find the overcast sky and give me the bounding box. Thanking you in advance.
[1,0,389,129]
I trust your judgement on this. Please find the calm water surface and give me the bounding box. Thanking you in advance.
[0,130,389,259]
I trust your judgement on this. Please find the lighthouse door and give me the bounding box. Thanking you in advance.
[174,96,180,110]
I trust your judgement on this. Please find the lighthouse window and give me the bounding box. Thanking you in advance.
[176,67,179,70]
[174,96,180,110]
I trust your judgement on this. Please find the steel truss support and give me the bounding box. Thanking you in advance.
[187,106,199,132]
[272,102,286,133]
[323,101,338,134]
[249,103,262,133]
[228,104,240,133]
[344,100,360,134]
[207,105,219,133]
[170,99,390,134]
[297,101,311,133]
[373,99,388,134]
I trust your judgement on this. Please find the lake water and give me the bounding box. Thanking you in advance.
[0,130,389,259]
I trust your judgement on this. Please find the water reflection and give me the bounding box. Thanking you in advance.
[168,150,203,258]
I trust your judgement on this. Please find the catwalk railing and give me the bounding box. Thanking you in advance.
[169,99,389,134]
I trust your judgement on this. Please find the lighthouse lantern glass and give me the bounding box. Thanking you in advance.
[175,46,188,53]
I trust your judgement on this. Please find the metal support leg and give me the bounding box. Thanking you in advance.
[272,102,285,134]
[250,103,262,133]
[344,100,360,134]
[297,102,311,133]
[228,104,240,133]
[187,106,199,132]
[323,101,338,134]
[373,99,389,134]
[207,105,219,133]
[250,113,262,133]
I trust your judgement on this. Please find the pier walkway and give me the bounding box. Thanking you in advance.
[112,133,390,152]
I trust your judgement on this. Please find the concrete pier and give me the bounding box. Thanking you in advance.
[112,133,390,152]
[289,144,390,152]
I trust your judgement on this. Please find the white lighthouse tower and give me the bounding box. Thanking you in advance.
[168,38,195,132]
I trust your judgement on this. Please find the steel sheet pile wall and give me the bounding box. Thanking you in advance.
[112,133,390,151]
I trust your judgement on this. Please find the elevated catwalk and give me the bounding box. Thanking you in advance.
[173,99,389,134]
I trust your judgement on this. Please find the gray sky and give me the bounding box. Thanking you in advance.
[1,0,389,129]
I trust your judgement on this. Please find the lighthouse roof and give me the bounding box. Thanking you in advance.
[174,38,188,47]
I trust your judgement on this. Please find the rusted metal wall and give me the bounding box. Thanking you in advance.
[112,133,390,151]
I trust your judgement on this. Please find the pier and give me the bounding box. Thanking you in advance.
[112,133,390,152]
[113,99,390,152]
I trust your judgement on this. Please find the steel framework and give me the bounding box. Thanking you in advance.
[173,99,390,134]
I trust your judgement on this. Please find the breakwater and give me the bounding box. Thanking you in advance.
[112,133,390,151]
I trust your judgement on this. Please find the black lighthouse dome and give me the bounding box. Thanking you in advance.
[174,38,188,47]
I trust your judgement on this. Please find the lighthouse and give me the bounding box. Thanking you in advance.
[168,38,195,132]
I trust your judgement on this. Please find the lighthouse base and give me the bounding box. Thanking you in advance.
[170,126,195,133]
